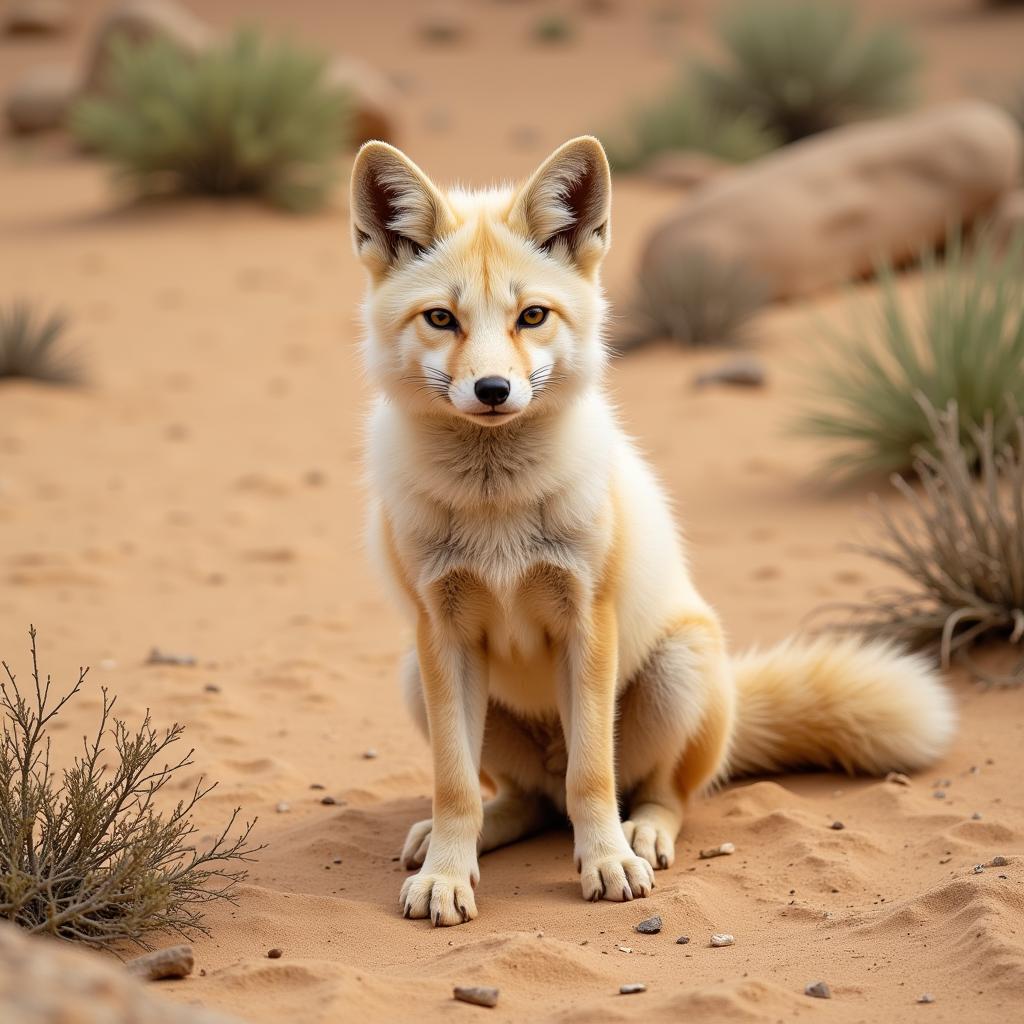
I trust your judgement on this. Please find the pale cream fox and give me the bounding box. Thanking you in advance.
[349,136,956,927]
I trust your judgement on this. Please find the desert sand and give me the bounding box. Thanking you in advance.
[2,1,1024,1022]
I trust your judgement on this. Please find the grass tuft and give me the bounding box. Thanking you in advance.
[836,401,1024,685]
[620,248,769,349]
[696,0,919,143]
[72,28,351,213]
[0,302,80,384]
[797,229,1024,478]
[533,13,573,44]
[1,627,263,950]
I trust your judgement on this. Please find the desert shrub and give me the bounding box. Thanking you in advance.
[696,1,919,143]
[0,627,261,949]
[797,229,1024,477]
[0,302,80,384]
[533,13,573,43]
[72,29,350,212]
[619,248,769,349]
[838,402,1024,685]
[604,77,779,172]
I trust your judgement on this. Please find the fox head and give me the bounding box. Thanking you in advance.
[350,137,611,427]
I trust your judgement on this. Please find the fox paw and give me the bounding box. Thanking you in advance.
[622,819,676,870]
[578,852,654,903]
[400,870,477,926]
[401,819,432,870]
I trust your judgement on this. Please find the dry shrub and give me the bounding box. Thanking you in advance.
[0,302,80,384]
[1,627,262,949]
[840,402,1024,685]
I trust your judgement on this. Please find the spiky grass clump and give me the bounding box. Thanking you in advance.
[620,248,769,349]
[0,302,79,384]
[798,230,1024,477]
[1,627,261,949]
[72,29,350,212]
[840,402,1024,685]
[696,0,919,144]
[605,77,779,172]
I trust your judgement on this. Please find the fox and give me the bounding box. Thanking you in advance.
[349,135,956,927]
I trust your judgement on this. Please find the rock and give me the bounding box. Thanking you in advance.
[643,150,733,190]
[710,933,734,947]
[125,946,193,981]
[990,855,1009,867]
[918,993,935,1004]
[266,948,283,959]
[619,983,646,995]
[0,922,240,1023]
[805,981,832,999]
[4,0,69,35]
[886,771,912,786]
[453,986,499,1008]
[275,801,290,813]
[634,915,662,934]
[830,821,845,831]
[82,0,213,95]
[146,647,196,667]
[675,935,690,944]
[362,748,378,759]
[699,842,735,859]
[640,102,1022,302]
[4,64,77,134]
[320,795,337,805]
[324,57,399,146]
[694,357,765,389]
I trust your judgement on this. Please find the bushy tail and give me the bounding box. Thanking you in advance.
[727,635,956,777]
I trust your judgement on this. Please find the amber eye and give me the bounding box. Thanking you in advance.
[518,306,549,328]
[424,308,458,331]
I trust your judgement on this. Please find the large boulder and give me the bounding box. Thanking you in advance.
[0,923,240,1024]
[639,102,1023,301]
[5,64,77,133]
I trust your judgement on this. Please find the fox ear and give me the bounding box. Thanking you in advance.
[350,142,453,277]
[509,136,611,274]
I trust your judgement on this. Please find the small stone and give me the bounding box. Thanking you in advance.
[617,945,632,954]
[203,683,220,693]
[973,864,985,874]
[146,647,197,667]
[333,858,342,865]
[917,993,935,1004]
[310,783,325,790]
[886,771,911,786]
[634,915,662,934]
[830,821,845,830]
[710,933,734,947]
[990,855,1009,867]
[363,748,378,759]
[675,935,690,944]
[453,986,499,1008]
[933,791,946,800]
[805,981,831,999]
[699,842,735,859]
[971,812,982,820]
[267,948,283,959]
[320,795,337,806]
[694,357,766,389]
[619,983,646,995]
[125,945,193,981]
[275,802,290,813]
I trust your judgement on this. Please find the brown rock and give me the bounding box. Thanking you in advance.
[4,0,69,35]
[453,985,499,1008]
[5,64,77,134]
[124,945,193,981]
[640,102,1022,302]
[0,922,240,1023]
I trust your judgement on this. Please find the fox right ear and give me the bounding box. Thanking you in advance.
[350,142,452,277]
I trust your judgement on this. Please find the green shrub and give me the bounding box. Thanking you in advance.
[797,229,1024,477]
[604,77,778,172]
[533,13,573,44]
[72,29,350,212]
[1,627,261,949]
[697,1,919,143]
[838,402,1024,685]
[619,248,769,349]
[0,302,80,384]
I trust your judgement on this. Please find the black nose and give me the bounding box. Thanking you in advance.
[474,376,511,407]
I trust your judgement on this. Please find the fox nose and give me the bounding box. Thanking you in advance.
[474,376,511,407]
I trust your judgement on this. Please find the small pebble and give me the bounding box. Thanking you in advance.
[830,821,845,830]
[933,791,946,800]
[699,842,735,859]
[710,933,734,947]
[275,802,290,813]
[453,986,499,1008]
[267,948,283,959]
[990,856,1009,867]
[886,772,911,786]
[973,864,985,874]
[363,749,378,759]
[675,935,690,945]
[971,812,982,820]
[146,647,197,667]
[310,783,325,790]
[634,915,662,934]
[805,981,831,999]
[619,983,646,995]
[917,993,935,1004]
[617,945,632,954]
[203,683,221,693]
[333,858,342,865]
[320,795,337,805]
[694,356,766,389]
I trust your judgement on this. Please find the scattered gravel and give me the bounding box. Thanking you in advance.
[634,915,662,934]
[710,933,734,947]
[805,981,832,999]
[453,986,499,1008]
[619,983,646,995]
[699,842,735,859]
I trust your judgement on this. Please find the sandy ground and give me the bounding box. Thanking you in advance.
[3,1,1024,1021]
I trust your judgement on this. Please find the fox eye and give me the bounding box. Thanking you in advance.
[518,306,549,328]
[424,308,458,331]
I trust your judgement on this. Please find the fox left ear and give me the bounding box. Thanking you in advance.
[509,136,611,274]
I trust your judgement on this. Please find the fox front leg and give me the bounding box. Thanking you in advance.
[400,614,487,926]
[559,597,654,903]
